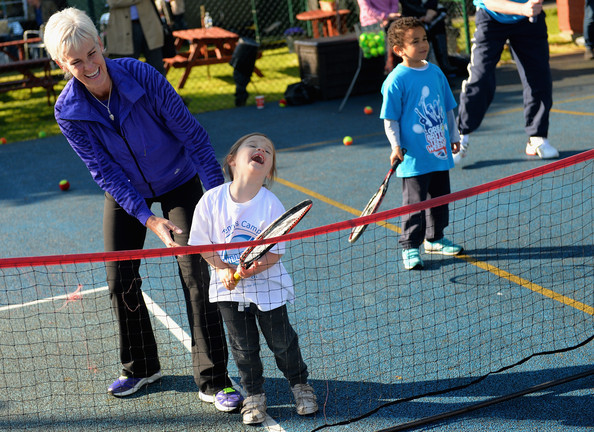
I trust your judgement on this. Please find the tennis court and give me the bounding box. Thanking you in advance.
[0,51,593,431]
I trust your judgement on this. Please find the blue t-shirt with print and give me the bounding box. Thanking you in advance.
[474,0,530,23]
[380,62,456,178]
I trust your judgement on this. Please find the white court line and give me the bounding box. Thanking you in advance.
[0,286,108,312]
[1,286,287,430]
[142,291,287,432]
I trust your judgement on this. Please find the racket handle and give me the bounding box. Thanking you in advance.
[233,272,242,282]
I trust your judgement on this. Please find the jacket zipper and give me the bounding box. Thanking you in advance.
[121,132,156,197]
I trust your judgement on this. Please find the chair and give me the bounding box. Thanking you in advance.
[24,30,46,60]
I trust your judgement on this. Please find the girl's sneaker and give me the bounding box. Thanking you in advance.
[241,393,267,425]
[291,383,318,415]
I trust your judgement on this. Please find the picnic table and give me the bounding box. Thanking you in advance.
[163,26,262,90]
[0,38,57,105]
[296,9,351,39]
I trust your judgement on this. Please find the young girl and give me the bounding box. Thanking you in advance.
[188,133,318,425]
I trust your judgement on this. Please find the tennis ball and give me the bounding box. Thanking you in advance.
[343,136,353,146]
[279,98,287,108]
[364,106,373,115]
[38,131,46,138]
[0,137,6,145]
[59,179,70,191]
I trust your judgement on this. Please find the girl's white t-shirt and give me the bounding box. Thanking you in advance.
[189,182,295,311]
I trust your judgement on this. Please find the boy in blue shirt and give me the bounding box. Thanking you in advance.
[380,17,462,270]
[455,0,558,164]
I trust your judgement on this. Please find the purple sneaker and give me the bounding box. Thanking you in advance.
[214,387,244,412]
[107,371,162,397]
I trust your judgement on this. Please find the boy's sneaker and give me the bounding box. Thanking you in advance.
[402,248,424,270]
[453,134,469,165]
[241,393,267,425]
[526,137,559,159]
[107,370,162,397]
[199,387,243,412]
[292,383,318,416]
[424,238,463,256]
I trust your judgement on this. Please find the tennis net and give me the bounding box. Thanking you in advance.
[0,149,592,431]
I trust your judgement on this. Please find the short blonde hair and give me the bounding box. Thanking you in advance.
[223,133,277,188]
[43,7,99,64]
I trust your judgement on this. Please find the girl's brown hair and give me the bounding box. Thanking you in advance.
[223,132,277,188]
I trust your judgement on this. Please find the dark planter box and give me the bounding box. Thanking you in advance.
[295,34,385,100]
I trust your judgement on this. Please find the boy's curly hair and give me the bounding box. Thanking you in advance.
[387,17,425,51]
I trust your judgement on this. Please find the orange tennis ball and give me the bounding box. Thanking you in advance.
[343,136,353,146]
[364,106,373,115]
[59,179,70,191]
[0,137,6,145]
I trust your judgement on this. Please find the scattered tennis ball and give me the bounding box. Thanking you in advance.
[38,131,47,138]
[364,106,373,115]
[279,98,287,108]
[0,137,6,145]
[343,136,353,146]
[59,179,70,191]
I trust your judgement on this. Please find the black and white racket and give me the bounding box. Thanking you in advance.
[233,199,313,282]
[348,150,406,244]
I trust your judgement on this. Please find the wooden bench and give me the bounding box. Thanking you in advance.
[0,58,57,105]
[164,50,263,74]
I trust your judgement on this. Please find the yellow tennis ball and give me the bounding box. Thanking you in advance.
[343,136,353,146]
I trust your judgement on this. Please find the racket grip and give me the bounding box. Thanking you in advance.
[233,272,242,282]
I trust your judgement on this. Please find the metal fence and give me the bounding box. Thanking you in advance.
[72,0,474,113]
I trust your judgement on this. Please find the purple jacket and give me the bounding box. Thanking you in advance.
[55,58,224,225]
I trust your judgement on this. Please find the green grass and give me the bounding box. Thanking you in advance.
[0,47,300,143]
[0,6,583,143]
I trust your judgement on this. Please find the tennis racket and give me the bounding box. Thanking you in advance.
[233,199,313,282]
[348,150,406,244]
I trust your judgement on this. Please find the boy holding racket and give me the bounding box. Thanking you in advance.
[188,133,318,425]
[381,17,462,270]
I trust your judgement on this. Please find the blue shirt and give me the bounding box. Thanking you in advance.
[474,0,529,23]
[380,62,456,177]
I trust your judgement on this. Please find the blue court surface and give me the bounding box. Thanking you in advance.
[0,51,593,431]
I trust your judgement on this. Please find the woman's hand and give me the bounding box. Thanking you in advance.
[146,215,183,248]
[218,268,238,291]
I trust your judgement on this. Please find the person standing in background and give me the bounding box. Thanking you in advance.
[156,0,187,30]
[584,0,594,60]
[455,0,559,164]
[104,0,165,75]
[356,0,401,72]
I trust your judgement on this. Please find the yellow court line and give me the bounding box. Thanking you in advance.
[275,177,594,317]
[486,94,594,117]
[551,108,594,116]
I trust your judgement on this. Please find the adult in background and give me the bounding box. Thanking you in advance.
[156,0,187,31]
[455,0,559,164]
[104,0,165,75]
[43,8,243,412]
[356,0,401,72]
[399,0,458,76]
[584,0,594,60]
